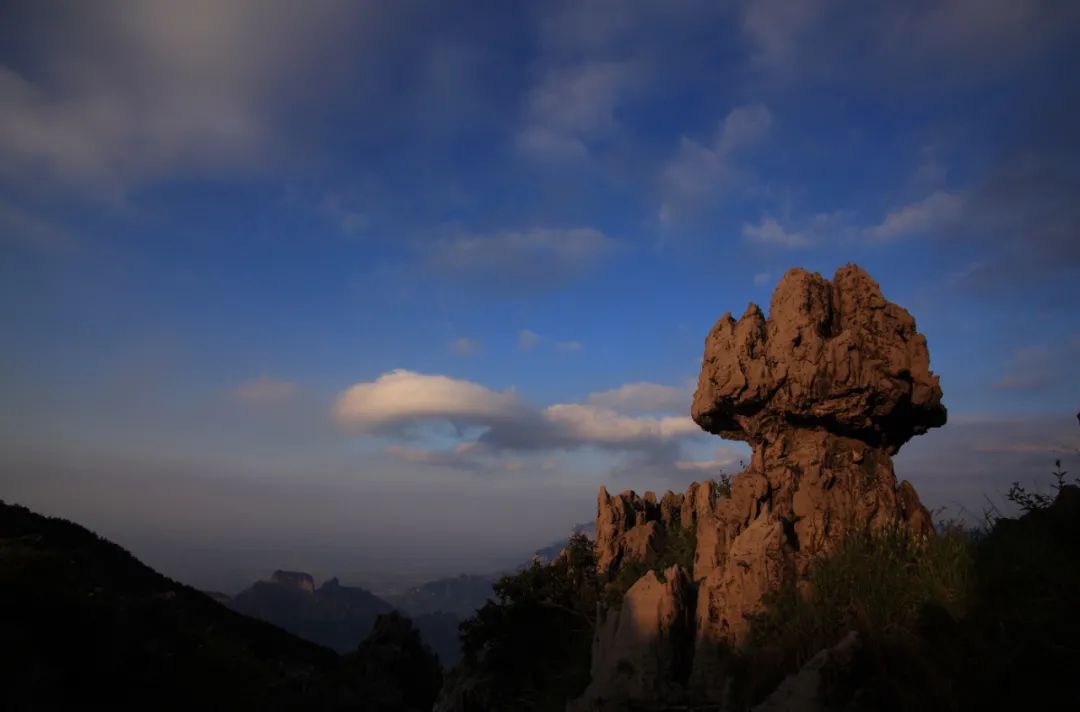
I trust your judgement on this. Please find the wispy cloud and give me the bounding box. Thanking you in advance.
[233,376,298,405]
[659,104,773,223]
[450,338,480,357]
[426,227,618,294]
[517,329,542,352]
[517,61,634,161]
[742,210,850,250]
[867,190,965,242]
[992,340,1080,392]
[742,216,811,249]
[587,382,688,415]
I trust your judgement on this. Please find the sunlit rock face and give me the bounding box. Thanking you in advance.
[595,487,664,574]
[691,264,944,572]
[692,264,946,452]
[576,265,946,709]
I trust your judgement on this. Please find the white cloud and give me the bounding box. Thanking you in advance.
[555,340,583,353]
[518,330,542,352]
[587,382,688,414]
[428,227,618,294]
[335,370,523,432]
[233,376,298,405]
[541,404,699,447]
[659,104,773,222]
[753,271,772,287]
[868,190,965,242]
[335,371,714,472]
[451,337,479,356]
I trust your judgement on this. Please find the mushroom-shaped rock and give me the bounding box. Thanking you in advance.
[692,264,946,453]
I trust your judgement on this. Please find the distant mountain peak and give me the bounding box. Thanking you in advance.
[269,570,315,593]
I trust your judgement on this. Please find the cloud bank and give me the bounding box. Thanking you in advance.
[335,371,712,475]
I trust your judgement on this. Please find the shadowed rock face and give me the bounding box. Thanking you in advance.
[570,566,695,711]
[575,265,946,709]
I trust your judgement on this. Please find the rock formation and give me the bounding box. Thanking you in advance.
[573,265,946,709]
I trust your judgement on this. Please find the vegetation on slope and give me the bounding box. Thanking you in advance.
[441,533,599,711]
[448,464,1080,712]
[737,476,1080,710]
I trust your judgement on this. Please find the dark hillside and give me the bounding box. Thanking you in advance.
[0,499,437,711]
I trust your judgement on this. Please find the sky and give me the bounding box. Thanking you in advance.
[2,0,1079,594]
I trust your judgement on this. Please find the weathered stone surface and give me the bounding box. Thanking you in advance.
[692,264,945,452]
[659,490,684,529]
[569,566,695,711]
[692,471,770,581]
[692,515,789,701]
[595,487,662,574]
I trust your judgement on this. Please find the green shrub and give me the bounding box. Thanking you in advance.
[455,533,599,711]
[747,524,975,666]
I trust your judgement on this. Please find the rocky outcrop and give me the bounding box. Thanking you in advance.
[575,265,946,710]
[595,487,666,573]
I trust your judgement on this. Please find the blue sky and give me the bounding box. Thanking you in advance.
[2,1,1079,592]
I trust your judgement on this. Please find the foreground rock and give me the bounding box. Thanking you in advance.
[752,631,861,712]
[573,265,946,709]
[570,565,694,710]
